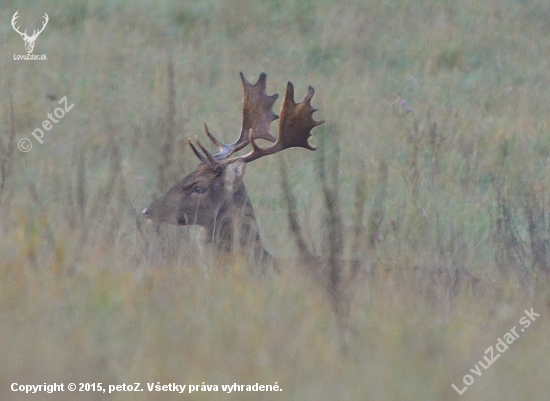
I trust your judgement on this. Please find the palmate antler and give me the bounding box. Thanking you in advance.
[189,73,323,167]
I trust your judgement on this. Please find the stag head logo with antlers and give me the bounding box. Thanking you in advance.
[11,11,49,54]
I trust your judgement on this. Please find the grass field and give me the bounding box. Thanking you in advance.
[2,0,550,400]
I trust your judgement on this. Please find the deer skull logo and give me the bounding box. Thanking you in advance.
[11,11,49,54]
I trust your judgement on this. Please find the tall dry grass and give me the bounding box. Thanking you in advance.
[2,0,550,399]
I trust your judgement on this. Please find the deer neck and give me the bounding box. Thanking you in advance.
[207,184,272,265]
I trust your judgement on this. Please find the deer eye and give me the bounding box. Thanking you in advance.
[193,186,207,195]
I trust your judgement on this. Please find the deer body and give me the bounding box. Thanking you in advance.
[143,73,322,269]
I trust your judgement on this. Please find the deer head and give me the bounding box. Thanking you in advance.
[143,73,323,260]
[12,11,49,54]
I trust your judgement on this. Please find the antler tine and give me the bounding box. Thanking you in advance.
[187,136,221,168]
[196,139,220,167]
[188,138,208,163]
[242,81,324,163]
[203,123,225,151]
[203,123,247,160]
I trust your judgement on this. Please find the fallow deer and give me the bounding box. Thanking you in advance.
[142,73,484,320]
[143,72,323,272]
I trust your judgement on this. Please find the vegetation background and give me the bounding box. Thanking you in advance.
[1,0,550,399]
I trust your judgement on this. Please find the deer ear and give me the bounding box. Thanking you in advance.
[223,159,246,192]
